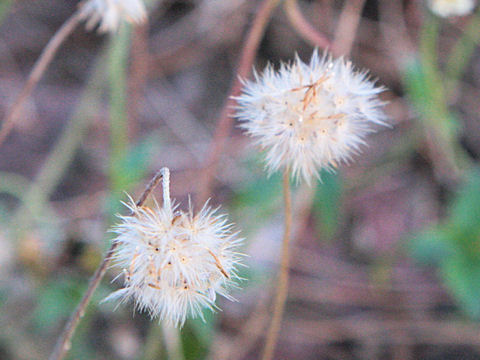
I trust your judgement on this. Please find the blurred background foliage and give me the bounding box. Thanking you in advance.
[1,0,480,359]
[410,168,480,319]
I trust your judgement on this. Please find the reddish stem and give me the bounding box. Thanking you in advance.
[197,0,281,204]
[0,10,82,146]
[49,169,166,360]
[284,0,331,49]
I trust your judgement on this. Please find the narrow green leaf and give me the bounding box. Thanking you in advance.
[313,170,341,240]
[408,227,454,265]
[441,255,480,319]
[0,0,13,24]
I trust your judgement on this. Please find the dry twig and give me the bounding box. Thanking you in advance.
[49,169,168,360]
[0,10,83,146]
[197,0,281,204]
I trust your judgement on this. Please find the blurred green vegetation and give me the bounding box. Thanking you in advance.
[404,9,480,321]
[0,0,13,24]
[409,168,480,319]
[233,155,342,242]
[313,171,342,241]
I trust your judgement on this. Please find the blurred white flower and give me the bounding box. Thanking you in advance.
[235,50,387,183]
[427,0,476,17]
[79,0,147,33]
[105,169,243,327]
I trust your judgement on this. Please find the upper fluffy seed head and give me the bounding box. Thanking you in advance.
[79,0,147,33]
[235,51,387,183]
[427,0,476,17]
[106,197,243,327]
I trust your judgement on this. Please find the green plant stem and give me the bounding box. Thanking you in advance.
[142,323,164,360]
[420,15,443,107]
[12,55,105,230]
[0,0,13,24]
[108,25,131,199]
[419,14,467,180]
[446,10,480,95]
[261,170,292,360]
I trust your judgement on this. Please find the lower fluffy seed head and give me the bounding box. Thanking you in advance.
[427,0,476,17]
[235,50,388,184]
[79,0,147,33]
[106,197,243,327]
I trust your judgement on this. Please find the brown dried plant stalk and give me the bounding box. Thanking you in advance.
[0,10,83,146]
[284,0,331,49]
[257,1,367,358]
[197,0,281,204]
[49,168,168,360]
[261,170,292,360]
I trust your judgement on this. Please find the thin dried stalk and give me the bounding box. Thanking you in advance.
[49,169,167,360]
[128,21,149,138]
[284,0,331,49]
[0,10,83,146]
[197,0,281,204]
[228,1,365,358]
[332,0,366,56]
[261,169,293,360]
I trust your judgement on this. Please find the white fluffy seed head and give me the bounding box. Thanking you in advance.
[235,50,388,184]
[105,195,244,327]
[79,0,147,33]
[427,0,476,17]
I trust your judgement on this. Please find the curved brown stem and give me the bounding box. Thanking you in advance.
[0,10,83,147]
[49,169,167,360]
[331,0,366,56]
[284,0,331,49]
[261,169,292,360]
[197,0,281,204]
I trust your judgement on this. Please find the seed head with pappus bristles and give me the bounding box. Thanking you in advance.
[79,0,147,33]
[427,0,476,17]
[235,50,388,184]
[105,171,244,327]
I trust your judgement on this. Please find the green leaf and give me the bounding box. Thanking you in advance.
[450,168,480,229]
[188,310,215,348]
[232,169,282,225]
[182,317,212,360]
[233,173,281,208]
[313,170,341,240]
[441,254,480,319]
[403,59,432,113]
[408,227,454,265]
[112,138,154,189]
[32,276,85,330]
[402,58,459,139]
[107,138,154,216]
[0,0,13,24]
[408,167,480,319]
